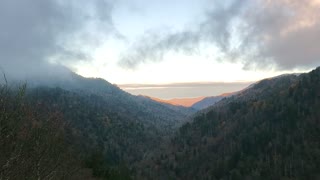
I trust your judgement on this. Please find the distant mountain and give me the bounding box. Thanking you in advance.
[191,96,224,110]
[149,96,205,107]
[191,92,238,110]
[142,67,320,180]
[150,91,241,110]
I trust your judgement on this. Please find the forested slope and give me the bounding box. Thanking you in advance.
[0,71,194,179]
[2,67,320,179]
[143,67,320,180]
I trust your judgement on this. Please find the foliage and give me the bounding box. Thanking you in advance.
[146,68,320,180]
[2,67,320,180]
[0,83,81,179]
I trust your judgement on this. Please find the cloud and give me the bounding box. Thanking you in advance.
[0,0,116,80]
[241,0,320,70]
[119,30,201,68]
[119,0,320,70]
[118,0,247,69]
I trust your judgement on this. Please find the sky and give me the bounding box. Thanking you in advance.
[0,0,319,98]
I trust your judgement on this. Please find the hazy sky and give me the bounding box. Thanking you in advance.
[0,0,319,98]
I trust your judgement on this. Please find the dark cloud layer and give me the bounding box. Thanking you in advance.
[120,0,320,70]
[0,0,115,81]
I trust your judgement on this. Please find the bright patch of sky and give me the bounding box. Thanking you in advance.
[72,0,301,86]
[75,49,296,85]
[0,0,317,98]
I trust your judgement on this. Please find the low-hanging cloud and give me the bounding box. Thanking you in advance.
[0,0,116,81]
[119,0,320,70]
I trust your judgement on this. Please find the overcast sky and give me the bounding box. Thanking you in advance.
[0,0,319,98]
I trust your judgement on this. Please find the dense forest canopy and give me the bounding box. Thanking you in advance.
[1,67,320,179]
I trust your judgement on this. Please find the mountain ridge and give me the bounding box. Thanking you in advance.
[148,91,239,110]
[1,66,319,179]
[141,67,320,180]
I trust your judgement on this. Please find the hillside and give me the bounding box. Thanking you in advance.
[191,92,238,110]
[2,67,320,179]
[141,67,320,180]
[0,70,194,179]
[19,69,194,132]
[150,91,239,110]
[191,96,224,110]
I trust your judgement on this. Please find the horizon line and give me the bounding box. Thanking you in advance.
[117,81,254,89]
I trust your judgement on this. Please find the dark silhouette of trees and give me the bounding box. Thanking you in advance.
[0,84,81,179]
[145,67,320,180]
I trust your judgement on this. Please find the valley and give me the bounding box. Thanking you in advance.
[1,1,319,179]
[1,67,319,179]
